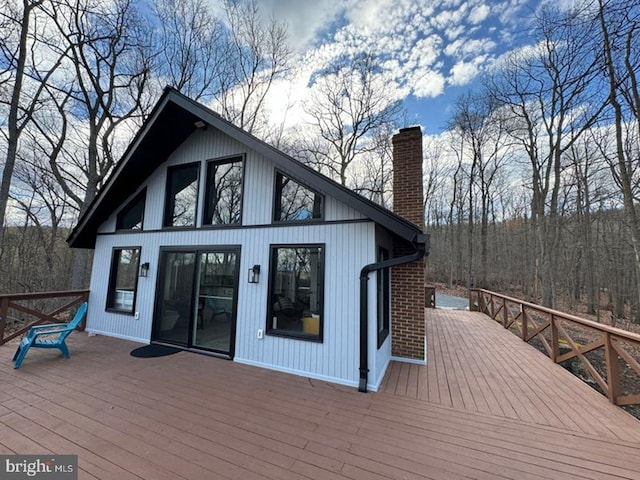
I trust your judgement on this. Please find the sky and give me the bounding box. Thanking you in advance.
[254,0,541,135]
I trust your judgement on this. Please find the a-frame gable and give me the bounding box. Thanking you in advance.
[68,87,424,249]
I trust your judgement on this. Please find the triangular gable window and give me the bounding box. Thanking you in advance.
[116,190,146,230]
[273,171,323,222]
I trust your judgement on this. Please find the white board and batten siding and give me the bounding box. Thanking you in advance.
[369,226,395,389]
[88,127,387,389]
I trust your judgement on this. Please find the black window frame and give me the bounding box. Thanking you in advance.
[377,247,390,348]
[116,189,146,231]
[163,162,200,228]
[266,244,325,342]
[203,155,244,227]
[106,246,141,315]
[273,170,324,223]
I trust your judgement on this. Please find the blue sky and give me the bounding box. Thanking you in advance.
[256,0,540,134]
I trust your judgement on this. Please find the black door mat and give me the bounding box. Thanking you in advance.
[130,344,181,358]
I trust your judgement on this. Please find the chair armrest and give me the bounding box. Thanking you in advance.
[30,323,69,330]
[28,326,72,338]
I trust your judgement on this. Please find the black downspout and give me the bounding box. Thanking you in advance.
[358,233,429,392]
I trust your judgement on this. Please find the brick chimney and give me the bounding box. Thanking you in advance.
[391,126,425,362]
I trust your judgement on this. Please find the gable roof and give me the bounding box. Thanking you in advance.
[68,87,425,249]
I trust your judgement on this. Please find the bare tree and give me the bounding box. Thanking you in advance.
[303,53,402,189]
[422,135,449,228]
[422,134,462,286]
[486,3,606,306]
[11,153,69,290]
[44,0,152,288]
[216,0,291,135]
[596,0,640,320]
[444,128,470,288]
[152,0,224,102]
[448,91,512,287]
[350,123,395,206]
[563,127,613,313]
[0,0,67,247]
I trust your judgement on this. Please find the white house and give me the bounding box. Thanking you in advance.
[68,87,428,391]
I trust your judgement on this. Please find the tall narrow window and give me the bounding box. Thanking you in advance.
[274,172,323,222]
[116,190,146,230]
[267,245,324,341]
[164,163,199,227]
[203,157,243,225]
[377,247,390,348]
[106,247,141,314]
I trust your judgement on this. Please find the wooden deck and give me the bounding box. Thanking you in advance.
[0,309,639,479]
[382,309,640,442]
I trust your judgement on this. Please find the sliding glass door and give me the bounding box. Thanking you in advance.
[154,252,196,346]
[193,252,237,350]
[153,247,239,357]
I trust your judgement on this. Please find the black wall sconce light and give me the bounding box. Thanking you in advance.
[248,264,260,283]
[139,262,150,277]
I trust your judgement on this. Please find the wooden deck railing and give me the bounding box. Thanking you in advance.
[469,288,640,407]
[0,290,89,345]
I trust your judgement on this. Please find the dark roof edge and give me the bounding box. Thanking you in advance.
[67,88,177,247]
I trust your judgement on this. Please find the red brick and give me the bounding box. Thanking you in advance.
[391,127,425,361]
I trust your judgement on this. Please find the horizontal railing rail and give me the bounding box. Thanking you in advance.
[0,290,90,345]
[469,288,640,407]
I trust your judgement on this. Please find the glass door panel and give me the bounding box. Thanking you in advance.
[155,252,196,345]
[153,248,239,356]
[193,252,238,353]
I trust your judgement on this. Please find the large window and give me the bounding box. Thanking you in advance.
[106,247,141,314]
[164,163,199,227]
[377,247,390,348]
[273,172,323,222]
[267,245,324,341]
[203,157,243,225]
[116,190,146,230]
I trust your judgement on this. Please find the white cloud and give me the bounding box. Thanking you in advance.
[344,0,395,32]
[444,24,466,40]
[243,0,537,133]
[409,35,443,69]
[449,60,479,86]
[411,70,446,98]
[256,0,351,50]
[261,76,309,128]
[431,7,466,30]
[446,37,496,58]
[469,4,490,24]
[495,0,533,29]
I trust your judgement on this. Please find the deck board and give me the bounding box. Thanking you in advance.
[383,309,640,443]
[1,308,639,479]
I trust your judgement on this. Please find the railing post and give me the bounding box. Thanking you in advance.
[489,293,496,320]
[550,314,559,363]
[0,297,8,345]
[605,333,621,405]
[503,298,508,328]
[79,292,89,331]
[522,306,528,341]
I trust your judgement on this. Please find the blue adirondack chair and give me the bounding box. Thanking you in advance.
[12,302,88,369]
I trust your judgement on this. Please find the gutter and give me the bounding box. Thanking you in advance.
[358,233,429,392]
